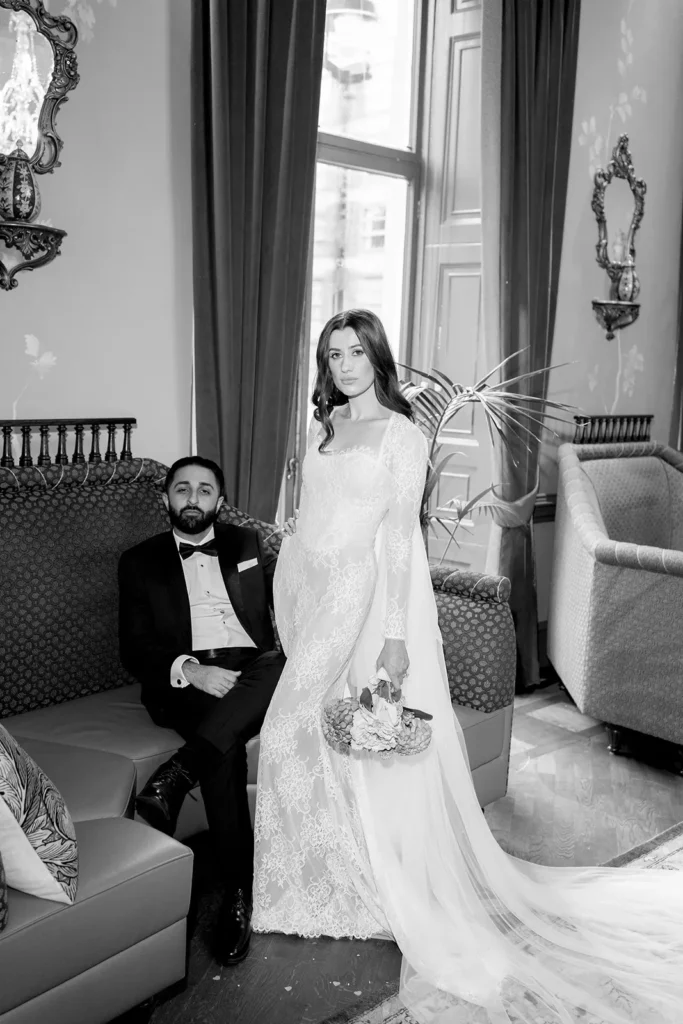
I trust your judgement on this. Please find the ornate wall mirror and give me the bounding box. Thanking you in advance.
[591,134,646,340]
[0,0,79,290]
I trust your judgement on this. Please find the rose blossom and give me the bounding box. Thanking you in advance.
[350,705,398,752]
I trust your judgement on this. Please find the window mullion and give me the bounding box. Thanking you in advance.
[317,133,420,181]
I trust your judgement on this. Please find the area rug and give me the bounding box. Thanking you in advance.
[337,822,683,1024]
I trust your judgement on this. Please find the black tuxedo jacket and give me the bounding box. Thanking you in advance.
[118,523,277,707]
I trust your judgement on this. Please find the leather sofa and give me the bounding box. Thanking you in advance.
[0,452,515,1022]
[0,735,193,1024]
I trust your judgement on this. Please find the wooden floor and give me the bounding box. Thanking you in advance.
[116,681,683,1024]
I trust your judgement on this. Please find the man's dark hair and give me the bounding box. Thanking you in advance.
[164,456,226,497]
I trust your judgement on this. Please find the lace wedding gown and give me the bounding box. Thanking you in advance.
[253,410,683,1024]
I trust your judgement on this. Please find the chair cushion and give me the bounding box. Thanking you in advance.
[0,851,7,933]
[0,724,78,905]
[4,685,182,790]
[5,684,261,791]
[16,738,135,823]
[0,817,193,1015]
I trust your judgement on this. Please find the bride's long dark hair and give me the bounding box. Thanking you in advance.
[312,309,413,452]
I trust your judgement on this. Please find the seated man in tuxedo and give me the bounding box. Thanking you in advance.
[118,455,284,966]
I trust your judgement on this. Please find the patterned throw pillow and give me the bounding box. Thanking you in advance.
[0,724,78,904]
[0,850,7,931]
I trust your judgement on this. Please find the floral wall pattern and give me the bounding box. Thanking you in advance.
[546,0,683,463]
[536,0,683,620]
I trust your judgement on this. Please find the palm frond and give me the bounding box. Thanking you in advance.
[400,349,575,558]
[485,362,574,393]
[473,349,530,388]
[398,363,449,390]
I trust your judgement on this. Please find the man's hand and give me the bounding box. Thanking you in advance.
[376,638,409,698]
[184,662,241,698]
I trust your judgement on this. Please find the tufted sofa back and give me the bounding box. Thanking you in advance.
[0,461,280,718]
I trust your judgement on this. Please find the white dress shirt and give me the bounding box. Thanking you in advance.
[170,526,256,688]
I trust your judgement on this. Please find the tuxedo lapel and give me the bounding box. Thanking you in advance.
[153,532,193,650]
[217,531,258,644]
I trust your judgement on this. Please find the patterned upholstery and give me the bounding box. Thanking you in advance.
[547,442,683,745]
[0,456,513,725]
[0,461,280,718]
[432,570,516,714]
[584,455,683,551]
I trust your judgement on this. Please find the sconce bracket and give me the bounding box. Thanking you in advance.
[0,220,65,290]
[591,299,640,341]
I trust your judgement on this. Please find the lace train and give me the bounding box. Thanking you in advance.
[253,412,683,1024]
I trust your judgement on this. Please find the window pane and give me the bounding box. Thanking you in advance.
[319,0,416,150]
[306,163,408,404]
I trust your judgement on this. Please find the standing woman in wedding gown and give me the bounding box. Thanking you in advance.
[253,309,683,1024]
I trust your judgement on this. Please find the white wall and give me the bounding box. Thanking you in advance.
[0,0,193,467]
[537,0,683,620]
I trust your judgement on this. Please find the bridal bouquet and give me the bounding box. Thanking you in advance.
[322,670,433,758]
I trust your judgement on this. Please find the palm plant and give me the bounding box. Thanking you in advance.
[398,352,574,562]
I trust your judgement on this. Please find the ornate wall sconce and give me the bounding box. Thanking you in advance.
[590,134,646,340]
[0,0,79,290]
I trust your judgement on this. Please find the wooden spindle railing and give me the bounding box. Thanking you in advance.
[38,424,51,466]
[89,424,102,464]
[573,414,653,445]
[0,418,137,469]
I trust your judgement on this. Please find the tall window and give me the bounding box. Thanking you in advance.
[282,0,422,515]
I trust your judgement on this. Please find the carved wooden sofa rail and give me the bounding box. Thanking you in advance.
[0,417,136,468]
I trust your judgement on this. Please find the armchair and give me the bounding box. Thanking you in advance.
[547,441,683,751]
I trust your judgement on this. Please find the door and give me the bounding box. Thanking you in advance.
[414,0,491,571]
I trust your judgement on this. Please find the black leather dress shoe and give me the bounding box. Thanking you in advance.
[135,756,196,836]
[214,888,253,966]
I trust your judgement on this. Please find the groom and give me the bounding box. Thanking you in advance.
[118,456,284,966]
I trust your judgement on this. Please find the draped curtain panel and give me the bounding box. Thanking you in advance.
[192,0,325,522]
[498,0,581,692]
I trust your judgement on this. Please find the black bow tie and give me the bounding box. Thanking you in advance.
[178,539,219,560]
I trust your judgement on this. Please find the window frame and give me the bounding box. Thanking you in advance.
[279,0,430,521]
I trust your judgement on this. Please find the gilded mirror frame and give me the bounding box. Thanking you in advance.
[0,0,79,175]
[591,134,646,289]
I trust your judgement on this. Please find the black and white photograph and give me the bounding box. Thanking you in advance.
[1,1,683,1022]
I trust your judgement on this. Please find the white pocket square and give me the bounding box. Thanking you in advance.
[237,558,258,572]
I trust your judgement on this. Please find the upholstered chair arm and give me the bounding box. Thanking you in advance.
[430,567,512,604]
[558,445,683,577]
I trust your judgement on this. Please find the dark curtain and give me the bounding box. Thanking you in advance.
[498,0,581,692]
[192,0,326,522]
[671,210,683,450]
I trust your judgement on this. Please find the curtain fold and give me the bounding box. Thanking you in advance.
[192,0,325,521]
[497,0,581,692]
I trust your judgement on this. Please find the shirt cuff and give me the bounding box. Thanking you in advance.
[170,655,198,688]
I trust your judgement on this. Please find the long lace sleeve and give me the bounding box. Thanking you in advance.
[383,419,429,640]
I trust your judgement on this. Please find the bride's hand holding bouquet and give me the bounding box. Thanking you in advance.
[322,666,433,759]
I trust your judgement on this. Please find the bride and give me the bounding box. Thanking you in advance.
[252,308,683,1024]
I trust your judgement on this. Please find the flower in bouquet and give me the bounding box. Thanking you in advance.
[350,693,402,753]
[394,710,432,755]
[322,670,433,758]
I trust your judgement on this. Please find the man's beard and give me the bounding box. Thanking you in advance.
[168,504,219,535]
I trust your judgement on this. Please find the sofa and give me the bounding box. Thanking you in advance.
[547,441,683,750]
[0,440,516,1022]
